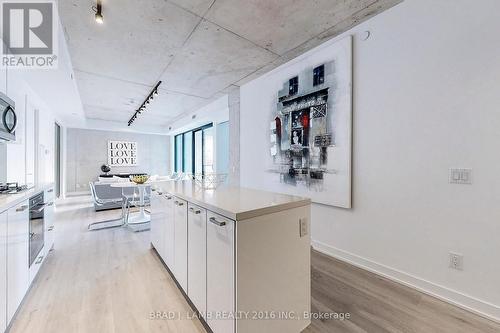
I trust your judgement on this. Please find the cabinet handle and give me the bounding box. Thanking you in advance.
[175,201,184,206]
[209,217,226,227]
[157,192,163,195]
[35,255,44,265]
[16,205,28,212]
[189,207,201,214]
[47,189,54,193]
[47,202,54,207]
[48,226,54,231]
[29,232,35,240]
[165,195,172,200]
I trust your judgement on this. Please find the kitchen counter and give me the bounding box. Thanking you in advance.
[151,180,310,221]
[0,183,54,212]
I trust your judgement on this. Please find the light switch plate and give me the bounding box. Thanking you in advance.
[299,218,308,238]
[449,168,472,185]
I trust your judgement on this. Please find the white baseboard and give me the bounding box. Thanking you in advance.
[312,240,500,324]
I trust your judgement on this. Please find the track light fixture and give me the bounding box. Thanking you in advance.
[93,1,104,24]
[128,81,162,126]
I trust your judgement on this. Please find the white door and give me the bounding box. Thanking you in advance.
[173,197,188,292]
[163,193,175,268]
[44,188,55,251]
[150,189,164,257]
[0,211,7,333]
[7,200,29,323]
[187,203,207,317]
[207,212,235,333]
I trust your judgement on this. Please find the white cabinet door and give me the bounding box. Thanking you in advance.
[173,197,188,292]
[207,212,235,333]
[150,189,164,257]
[0,211,7,333]
[7,200,29,324]
[44,188,55,251]
[187,203,207,317]
[163,193,175,268]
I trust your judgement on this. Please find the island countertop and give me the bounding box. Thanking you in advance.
[0,183,54,213]
[151,180,310,221]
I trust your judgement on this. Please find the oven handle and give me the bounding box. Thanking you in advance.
[30,203,47,213]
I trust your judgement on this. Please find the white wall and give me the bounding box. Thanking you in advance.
[0,15,83,191]
[3,70,57,186]
[65,128,170,194]
[240,0,500,321]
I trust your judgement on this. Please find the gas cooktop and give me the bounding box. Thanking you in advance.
[0,183,29,194]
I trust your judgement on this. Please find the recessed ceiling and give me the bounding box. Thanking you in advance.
[58,0,401,130]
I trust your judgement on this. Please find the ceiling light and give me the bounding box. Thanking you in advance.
[94,1,103,24]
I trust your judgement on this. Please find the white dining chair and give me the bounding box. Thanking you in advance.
[123,185,152,228]
[88,182,127,231]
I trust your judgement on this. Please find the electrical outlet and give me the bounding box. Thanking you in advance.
[449,253,464,271]
[449,168,472,185]
[299,218,309,238]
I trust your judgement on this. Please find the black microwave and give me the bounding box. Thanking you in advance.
[0,91,16,142]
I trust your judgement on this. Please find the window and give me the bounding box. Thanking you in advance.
[174,123,213,175]
[313,65,325,86]
[174,134,183,172]
[289,76,298,95]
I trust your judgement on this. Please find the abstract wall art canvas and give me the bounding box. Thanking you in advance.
[267,36,352,208]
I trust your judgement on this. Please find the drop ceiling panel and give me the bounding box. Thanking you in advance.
[159,20,277,98]
[59,0,200,84]
[205,0,376,55]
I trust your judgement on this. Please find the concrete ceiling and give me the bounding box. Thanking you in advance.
[58,0,401,131]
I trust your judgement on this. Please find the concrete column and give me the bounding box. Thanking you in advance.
[228,86,240,186]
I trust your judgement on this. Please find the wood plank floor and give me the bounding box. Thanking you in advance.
[304,251,500,333]
[9,197,206,333]
[9,197,500,333]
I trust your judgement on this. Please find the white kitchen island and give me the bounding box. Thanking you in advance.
[150,180,311,333]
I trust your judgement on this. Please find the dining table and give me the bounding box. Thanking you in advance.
[110,182,151,225]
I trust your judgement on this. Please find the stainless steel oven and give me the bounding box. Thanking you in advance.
[29,192,45,267]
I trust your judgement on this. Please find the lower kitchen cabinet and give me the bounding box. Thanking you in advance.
[187,203,207,318]
[149,183,311,333]
[7,200,29,323]
[0,211,7,333]
[207,212,235,333]
[44,188,55,251]
[150,191,175,268]
[173,197,188,292]
[150,189,166,258]
[163,194,175,268]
